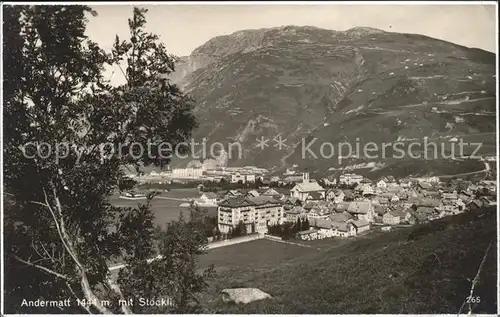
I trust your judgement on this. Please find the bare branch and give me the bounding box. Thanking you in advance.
[48,185,115,314]
[107,276,134,314]
[66,282,92,314]
[13,255,70,281]
[458,240,493,315]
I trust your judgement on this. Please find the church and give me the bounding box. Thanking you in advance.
[289,172,326,202]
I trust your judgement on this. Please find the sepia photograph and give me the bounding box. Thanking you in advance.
[1,1,498,315]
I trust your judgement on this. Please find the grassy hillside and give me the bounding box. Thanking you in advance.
[199,207,497,314]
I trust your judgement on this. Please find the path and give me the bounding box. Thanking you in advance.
[436,161,490,178]
[155,196,191,202]
[264,236,317,249]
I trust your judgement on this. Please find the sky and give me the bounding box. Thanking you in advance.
[86,3,497,55]
[84,3,497,85]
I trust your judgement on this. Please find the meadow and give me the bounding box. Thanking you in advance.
[108,188,216,229]
[197,208,497,314]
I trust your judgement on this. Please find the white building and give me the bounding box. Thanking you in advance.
[350,219,371,234]
[382,210,411,225]
[172,167,204,179]
[199,192,218,205]
[290,173,326,202]
[231,172,256,183]
[217,196,284,234]
[339,173,364,186]
[376,180,387,188]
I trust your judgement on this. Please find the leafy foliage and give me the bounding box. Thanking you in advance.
[3,5,205,314]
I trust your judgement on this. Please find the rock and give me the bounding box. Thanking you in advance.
[221,288,272,304]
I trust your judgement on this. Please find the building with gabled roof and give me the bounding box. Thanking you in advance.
[296,229,319,240]
[383,209,411,225]
[285,206,307,224]
[350,219,371,234]
[290,172,325,201]
[347,201,375,222]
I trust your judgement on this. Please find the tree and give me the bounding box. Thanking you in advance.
[296,218,302,231]
[4,6,203,314]
[214,227,222,241]
[282,223,292,240]
[303,218,310,230]
[241,221,248,236]
[232,221,246,237]
[251,222,256,233]
[255,178,263,188]
[119,208,214,313]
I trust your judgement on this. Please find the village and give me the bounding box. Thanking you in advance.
[130,163,498,242]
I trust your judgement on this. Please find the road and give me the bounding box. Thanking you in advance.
[155,196,191,202]
[436,161,491,178]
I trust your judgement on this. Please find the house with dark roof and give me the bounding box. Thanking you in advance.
[285,206,307,224]
[260,188,280,196]
[386,175,396,184]
[296,229,319,240]
[328,211,354,223]
[382,209,411,225]
[347,201,375,222]
[222,189,242,199]
[306,191,324,202]
[334,202,350,213]
[326,188,335,201]
[418,198,441,208]
[425,191,441,199]
[377,197,390,205]
[480,196,497,207]
[467,199,484,211]
[343,190,355,201]
[418,182,432,192]
[350,219,370,234]
[374,204,386,217]
[315,219,336,238]
[314,219,355,238]
[399,178,413,188]
[283,197,302,210]
[414,206,436,222]
[459,190,474,203]
[333,222,354,237]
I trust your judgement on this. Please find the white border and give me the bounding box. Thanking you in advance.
[0,1,499,5]
[0,1,498,316]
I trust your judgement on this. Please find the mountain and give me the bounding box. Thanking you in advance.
[170,26,496,177]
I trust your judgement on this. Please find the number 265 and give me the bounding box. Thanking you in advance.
[466,296,481,304]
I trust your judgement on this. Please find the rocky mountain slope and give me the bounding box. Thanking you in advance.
[170,26,496,177]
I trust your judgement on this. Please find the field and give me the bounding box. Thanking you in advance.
[198,239,318,275]
[108,188,216,229]
[197,208,497,314]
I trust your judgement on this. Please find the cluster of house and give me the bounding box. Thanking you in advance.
[213,171,497,241]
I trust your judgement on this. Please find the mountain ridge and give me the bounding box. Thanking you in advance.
[168,25,496,177]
